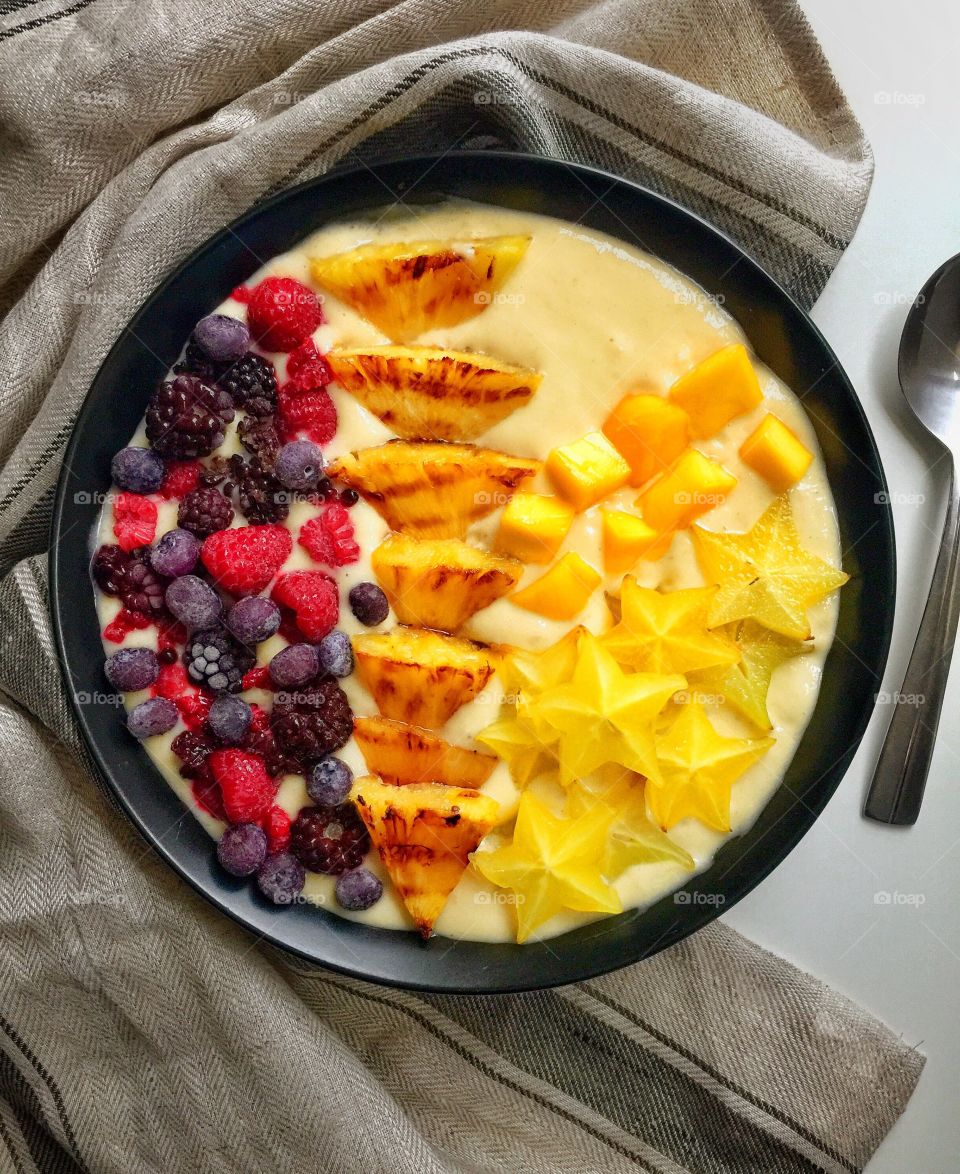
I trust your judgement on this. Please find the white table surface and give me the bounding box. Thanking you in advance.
[721,3,960,1169]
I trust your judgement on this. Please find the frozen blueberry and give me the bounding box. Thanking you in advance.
[165,574,222,630]
[217,822,268,876]
[111,446,165,494]
[306,756,353,806]
[269,643,320,688]
[317,630,353,678]
[192,313,250,363]
[274,440,324,492]
[150,527,200,577]
[104,647,159,692]
[127,697,178,739]
[207,693,253,743]
[335,867,383,912]
[256,851,305,905]
[348,582,389,627]
[226,596,281,645]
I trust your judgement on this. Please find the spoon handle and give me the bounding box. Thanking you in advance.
[864,462,960,824]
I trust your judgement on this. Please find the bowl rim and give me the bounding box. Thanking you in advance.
[50,149,895,993]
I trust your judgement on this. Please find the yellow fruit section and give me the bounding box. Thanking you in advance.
[601,510,673,574]
[667,344,763,439]
[353,715,497,788]
[326,346,541,442]
[510,552,602,620]
[371,534,521,632]
[494,493,575,564]
[638,449,737,532]
[351,776,501,937]
[739,413,813,492]
[308,235,530,342]
[545,431,631,511]
[602,393,690,487]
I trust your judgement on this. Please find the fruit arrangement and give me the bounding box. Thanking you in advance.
[92,218,848,946]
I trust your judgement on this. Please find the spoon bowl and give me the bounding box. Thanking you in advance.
[898,252,960,449]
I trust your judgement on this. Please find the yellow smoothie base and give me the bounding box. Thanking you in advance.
[95,201,841,943]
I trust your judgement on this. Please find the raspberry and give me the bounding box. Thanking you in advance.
[192,774,226,821]
[262,805,292,853]
[209,749,278,824]
[102,609,152,644]
[158,461,201,500]
[201,524,293,597]
[241,664,273,692]
[285,339,332,392]
[271,677,353,766]
[154,663,211,729]
[183,627,255,693]
[231,285,251,304]
[238,415,283,466]
[290,804,369,875]
[145,374,233,459]
[248,277,323,352]
[113,492,157,552]
[218,353,277,417]
[278,385,337,446]
[271,570,339,641]
[298,502,359,568]
[153,662,192,699]
[224,455,289,525]
[178,486,234,538]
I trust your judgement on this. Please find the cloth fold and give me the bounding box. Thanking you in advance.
[0,2,921,1171]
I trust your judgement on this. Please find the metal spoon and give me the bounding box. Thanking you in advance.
[864,253,960,825]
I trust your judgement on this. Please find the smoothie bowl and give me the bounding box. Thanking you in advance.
[52,154,894,991]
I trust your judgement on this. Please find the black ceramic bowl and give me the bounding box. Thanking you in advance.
[51,152,894,993]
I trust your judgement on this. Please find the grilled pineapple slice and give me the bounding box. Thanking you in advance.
[353,715,497,788]
[308,235,530,342]
[326,346,541,441]
[352,627,497,728]
[351,776,501,936]
[372,534,521,632]
[327,442,540,538]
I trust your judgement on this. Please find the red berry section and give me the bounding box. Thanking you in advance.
[247,276,323,352]
[262,805,291,853]
[278,385,337,446]
[210,749,278,823]
[200,524,292,596]
[152,663,211,730]
[285,339,332,392]
[298,503,360,567]
[102,608,152,644]
[242,665,273,693]
[113,492,157,551]
[272,570,339,642]
[158,461,201,500]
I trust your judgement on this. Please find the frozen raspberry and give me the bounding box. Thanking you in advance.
[193,314,250,363]
[271,677,352,766]
[207,694,253,743]
[150,528,200,578]
[256,852,305,905]
[278,385,337,446]
[165,574,222,630]
[275,440,324,491]
[248,276,323,352]
[158,460,201,500]
[104,647,159,692]
[237,414,283,466]
[271,570,338,642]
[200,524,292,597]
[224,455,289,525]
[317,631,353,678]
[217,822,268,876]
[291,804,369,875]
[192,773,226,821]
[111,447,164,494]
[336,867,383,911]
[178,486,234,538]
[209,749,277,823]
[153,662,193,700]
[102,609,151,644]
[127,697,178,740]
[145,374,233,459]
[262,805,292,854]
[285,339,332,392]
[268,643,320,689]
[227,596,282,645]
[348,582,389,627]
[231,285,251,304]
[241,664,273,692]
[219,353,277,416]
[297,502,359,567]
[307,756,353,806]
[184,627,255,693]
[113,492,158,552]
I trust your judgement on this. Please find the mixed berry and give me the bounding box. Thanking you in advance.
[92,280,389,914]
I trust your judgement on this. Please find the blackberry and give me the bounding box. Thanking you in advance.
[290,804,369,875]
[271,678,353,766]
[174,340,230,383]
[178,486,234,537]
[219,353,277,417]
[92,545,166,617]
[171,729,216,778]
[145,374,234,459]
[183,627,255,693]
[243,725,299,778]
[238,415,283,467]
[225,455,289,524]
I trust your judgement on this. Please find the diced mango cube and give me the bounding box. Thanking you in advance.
[511,553,602,620]
[638,449,737,531]
[739,413,813,492]
[667,344,763,439]
[602,393,690,487]
[545,432,631,511]
[495,493,575,564]
[601,510,674,574]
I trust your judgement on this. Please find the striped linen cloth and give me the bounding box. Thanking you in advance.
[0,1,923,1171]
